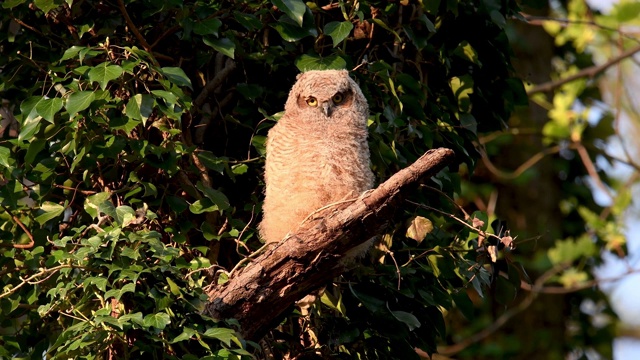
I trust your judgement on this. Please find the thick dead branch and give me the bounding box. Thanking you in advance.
[204,148,456,340]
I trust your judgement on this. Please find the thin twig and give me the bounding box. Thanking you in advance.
[0,204,35,249]
[116,0,158,65]
[438,264,567,356]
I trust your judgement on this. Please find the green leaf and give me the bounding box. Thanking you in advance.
[25,139,46,166]
[35,202,65,225]
[33,0,61,14]
[202,327,240,347]
[196,182,230,211]
[295,54,346,71]
[189,198,218,214]
[349,284,385,312]
[65,91,96,116]
[323,21,353,47]
[171,327,198,343]
[88,63,124,90]
[159,67,193,89]
[143,312,171,330]
[166,277,182,296]
[193,18,222,36]
[3,0,27,9]
[202,37,236,59]
[84,192,112,219]
[0,147,14,169]
[115,205,136,227]
[547,235,597,265]
[454,41,481,66]
[35,97,63,123]
[389,309,421,331]
[126,94,155,125]
[271,15,317,42]
[59,46,86,62]
[271,0,307,26]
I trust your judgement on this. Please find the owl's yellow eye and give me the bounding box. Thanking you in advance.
[306,97,318,107]
[332,93,344,104]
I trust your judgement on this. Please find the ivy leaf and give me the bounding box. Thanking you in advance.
[196,182,230,211]
[270,11,317,42]
[189,198,219,214]
[33,0,61,14]
[59,45,85,62]
[143,313,171,330]
[65,91,96,117]
[35,201,65,225]
[202,327,241,347]
[271,0,306,26]
[35,97,63,123]
[84,192,112,219]
[115,205,136,228]
[389,309,421,331]
[171,327,198,343]
[88,63,124,90]
[126,94,155,125]
[3,0,28,9]
[295,54,346,71]
[323,21,353,47]
[159,67,193,89]
[193,18,222,36]
[202,37,236,59]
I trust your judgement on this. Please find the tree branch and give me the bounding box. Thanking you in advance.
[204,148,456,340]
[527,44,640,95]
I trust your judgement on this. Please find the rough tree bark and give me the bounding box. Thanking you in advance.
[204,148,455,340]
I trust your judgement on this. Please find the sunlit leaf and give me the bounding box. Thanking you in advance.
[65,91,95,116]
[295,54,346,71]
[143,312,171,330]
[35,97,63,123]
[35,201,65,225]
[88,63,124,90]
[406,216,433,243]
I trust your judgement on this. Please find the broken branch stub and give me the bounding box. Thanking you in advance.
[204,148,455,340]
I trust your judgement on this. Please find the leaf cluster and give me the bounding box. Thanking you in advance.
[0,0,525,358]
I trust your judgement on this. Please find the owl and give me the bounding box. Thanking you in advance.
[259,69,374,244]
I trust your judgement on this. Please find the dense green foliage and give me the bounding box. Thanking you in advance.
[0,0,628,359]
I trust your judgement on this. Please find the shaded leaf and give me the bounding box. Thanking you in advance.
[389,309,421,331]
[193,18,222,36]
[159,67,193,89]
[271,0,306,26]
[203,37,235,59]
[324,21,353,47]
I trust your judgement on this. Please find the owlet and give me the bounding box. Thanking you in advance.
[259,69,374,244]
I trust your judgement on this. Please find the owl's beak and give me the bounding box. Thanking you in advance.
[321,101,331,117]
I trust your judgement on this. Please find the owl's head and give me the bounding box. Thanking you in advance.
[284,69,368,120]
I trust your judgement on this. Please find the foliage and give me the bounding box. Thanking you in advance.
[1,0,628,359]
